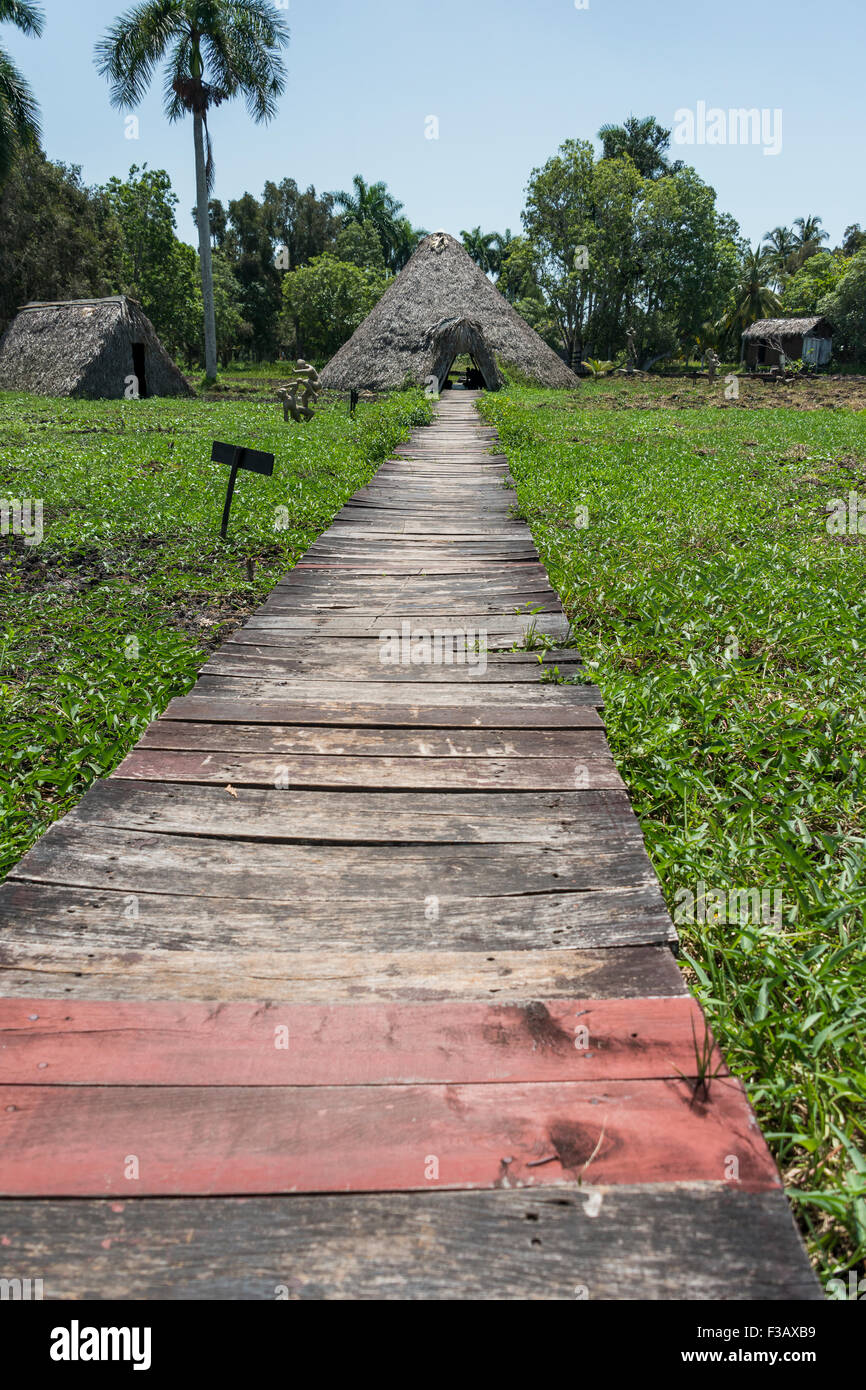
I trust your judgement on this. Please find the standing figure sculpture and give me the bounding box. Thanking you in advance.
[626,325,637,375]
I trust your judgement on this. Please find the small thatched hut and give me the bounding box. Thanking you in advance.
[741,317,834,368]
[320,231,578,391]
[0,296,192,398]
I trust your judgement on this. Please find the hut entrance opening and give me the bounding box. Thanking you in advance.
[132,343,148,398]
[426,316,500,392]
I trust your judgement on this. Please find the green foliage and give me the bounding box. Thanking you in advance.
[0,0,44,185]
[479,382,866,1276]
[281,252,387,359]
[0,386,433,876]
[719,245,781,348]
[331,174,425,273]
[597,114,678,179]
[210,251,245,363]
[103,164,202,357]
[781,251,849,315]
[521,136,740,368]
[819,250,866,362]
[335,219,387,274]
[0,150,120,334]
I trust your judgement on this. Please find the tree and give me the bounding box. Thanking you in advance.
[331,175,423,272]
[819,249,866,362]
[95,0,289,381]
[103,165,200,354]
[597,115,678,179]
[281,253,386,360]
[496,235,540,304]
[460,226,501,275]
[210,251,244,366]
[335,220,387,275]
[780,251,849,316]
[0,150,119,333]
[262,178,338,270]
[841,224,866,257]
[223,190,281,358]
[719,246,781,354]
[762,225,797,288]
[0,0,43,185]
[389,215,425,271]
[789,214,829,273]
[522,138,599,369]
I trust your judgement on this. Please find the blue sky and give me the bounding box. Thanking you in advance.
[5,0,865,249]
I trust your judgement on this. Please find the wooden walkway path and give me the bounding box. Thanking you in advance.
[0,393,819,1299]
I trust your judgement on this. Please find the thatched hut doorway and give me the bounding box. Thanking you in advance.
[425,316,500,391]
[132,343,148,398]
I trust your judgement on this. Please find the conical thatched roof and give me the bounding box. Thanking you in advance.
[0,296,192,399]
[320,231,578,391]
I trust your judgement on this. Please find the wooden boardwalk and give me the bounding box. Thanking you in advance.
[0,393,819,1299]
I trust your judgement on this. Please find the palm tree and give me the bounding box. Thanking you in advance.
[0,0,44,185]
[719,246,781,356]
[762,225,796,288]
[332,176,406,271]
[492,228,515,277]
[389,216,426,272]
[597,115,673,179]
[96,1,289,382]
[461,226,500,275]
[789,215,829,273]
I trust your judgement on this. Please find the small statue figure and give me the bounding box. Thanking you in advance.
[626,325,637,374]
[704,349,721,382]
[278,359,321,423]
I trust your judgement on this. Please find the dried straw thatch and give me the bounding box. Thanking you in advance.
[320,231,578,391]
[0,296,192,399]
[741,317,832,340]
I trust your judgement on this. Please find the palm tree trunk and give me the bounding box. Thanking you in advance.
[193,110,218,381]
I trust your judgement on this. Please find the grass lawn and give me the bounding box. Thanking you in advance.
[0,384,432,876]
[479,374,866,1284]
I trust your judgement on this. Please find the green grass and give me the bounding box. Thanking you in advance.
[0,387,432,876]
[479,378,866,1285]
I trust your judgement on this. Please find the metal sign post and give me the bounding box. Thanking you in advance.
[212,441,275,538]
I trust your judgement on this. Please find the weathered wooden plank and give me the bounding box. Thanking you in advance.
[246,620,573,648]
[61,783,634,843]
[188,677,603,706]
[134,725,598,758]
[0,934,684,1001]
[0,996,712,1086]
[8,825,657,898]
[111,749,623,791]
[0,1187,819,1300]
[0,1076,780,1196]
[246,614,571,637]
[162,694,604,726]
[0,876,676,954]
[201,655,583,684]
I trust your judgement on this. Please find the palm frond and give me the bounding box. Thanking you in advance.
[201,0,288,123]
[94,0,185,111]
[0,1,45,37]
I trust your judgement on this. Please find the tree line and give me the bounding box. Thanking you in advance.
[1,6,864,372]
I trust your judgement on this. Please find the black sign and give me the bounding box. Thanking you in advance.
[212,440,275,538]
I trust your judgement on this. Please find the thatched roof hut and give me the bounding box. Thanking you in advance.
[0,296,192,398]
[741,316,833,368]
[320,231,578,391]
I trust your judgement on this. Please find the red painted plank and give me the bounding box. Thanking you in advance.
[0,997,716,1086]
[0,1077,779,1196]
